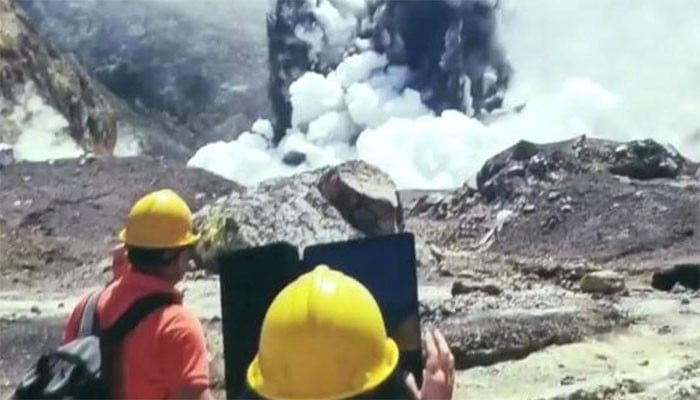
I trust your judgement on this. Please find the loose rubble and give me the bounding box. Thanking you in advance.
[410,136,700,261]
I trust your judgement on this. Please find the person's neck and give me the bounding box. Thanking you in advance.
[136,268,179,286]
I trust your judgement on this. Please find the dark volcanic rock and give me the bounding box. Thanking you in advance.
[0,157,239,288]
[266,0,511,141]
[282,151,307,166]
[579,270,626,295]
[608,140,684,180]
[451,280,502,296]
[410,136,700,261]
[652,264,700,291]
[1,0,116,154]
[476,137,692,204]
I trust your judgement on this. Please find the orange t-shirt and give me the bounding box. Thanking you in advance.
[63,270,211,399]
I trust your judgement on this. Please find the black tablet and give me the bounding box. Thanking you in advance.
[217,242,301,398]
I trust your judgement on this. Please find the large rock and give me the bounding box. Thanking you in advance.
[476,137,693,204]
[652,264,700,291]
[318,160,404,236]
[195,160,409,272]
[579,270,626,295]
[195,162,396,271]
[0,0,117,154]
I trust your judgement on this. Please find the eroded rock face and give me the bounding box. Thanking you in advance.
[422,290,629,369]
[318,160,404,236]
[18,0,270,149]
[0,0,117,154]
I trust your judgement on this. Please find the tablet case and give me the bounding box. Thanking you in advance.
[217,242,301,398]
[217,233,422,398]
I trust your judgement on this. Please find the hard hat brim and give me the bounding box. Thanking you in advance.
[246,338,400,400]
[118,228,200,248]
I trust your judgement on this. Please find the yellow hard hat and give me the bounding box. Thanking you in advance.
[247,265,399,400]
[118,189,199,248]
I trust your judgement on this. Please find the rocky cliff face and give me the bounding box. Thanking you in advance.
[0,0,116,155]
[18,0,270,150]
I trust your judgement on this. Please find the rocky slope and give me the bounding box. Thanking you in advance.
[0,0,116,154]
[18,0,270,149]
[2,137,700,399]
[1,0,217,160]
[0,156,239,289]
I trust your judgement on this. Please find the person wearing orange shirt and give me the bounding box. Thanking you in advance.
[63,189,214,400]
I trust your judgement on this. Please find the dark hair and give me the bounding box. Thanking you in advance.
[126,246,183,275]
[238,367,415,400]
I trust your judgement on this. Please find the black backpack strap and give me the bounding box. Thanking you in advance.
[77,290,102,338]
[99,293,175,345]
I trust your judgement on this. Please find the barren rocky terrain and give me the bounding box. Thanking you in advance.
[2,0,700,398]
[1,136,700,399]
